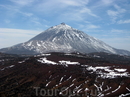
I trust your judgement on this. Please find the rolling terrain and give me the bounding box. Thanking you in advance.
[0,52,130,97]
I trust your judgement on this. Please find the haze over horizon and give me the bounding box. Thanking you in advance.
[0,0,130,51]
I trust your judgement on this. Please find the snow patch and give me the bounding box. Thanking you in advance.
[93,55,101,58]
[1,65,15,71]
[85,88,89,91]
[37,41,41,46]
[112,85,121,93]
[85,66,130,79]
[59,60,80,65]
[35,53,51,57]
[114,68,127,72]
[18,60,25,63]
[37,57,57,65]
[46,81,51,87]
[60,77,64,82]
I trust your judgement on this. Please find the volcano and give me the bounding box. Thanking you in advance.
[0,23,130,55]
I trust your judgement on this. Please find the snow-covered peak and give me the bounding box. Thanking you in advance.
[1,23,130,55]
[49,23,72,30]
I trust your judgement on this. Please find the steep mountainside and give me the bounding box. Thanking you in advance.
[0,23,130,55]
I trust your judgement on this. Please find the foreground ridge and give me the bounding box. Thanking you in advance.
[0,52,130,97]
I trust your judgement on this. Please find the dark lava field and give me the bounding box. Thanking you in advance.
[0,52,130,97]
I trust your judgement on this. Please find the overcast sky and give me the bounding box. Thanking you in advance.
[0,0,130,51]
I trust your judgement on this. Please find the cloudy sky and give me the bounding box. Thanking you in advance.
[0,0,130,51]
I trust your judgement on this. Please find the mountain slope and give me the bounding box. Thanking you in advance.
[0,23,130,55]
[0,52,130,97]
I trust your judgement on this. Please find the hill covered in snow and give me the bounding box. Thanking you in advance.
[0,23,130,55]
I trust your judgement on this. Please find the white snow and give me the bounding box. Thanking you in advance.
[104,86,111,92]
[104,68,113,72]
[85,65,130,79]
[87,66,110,72]
[60,86,70,94]
[85,88,89,91]
[18,58,29,63]
[37,58,80,66]
[72,78,76,82]
[27,41,32,46]
[77,88,82,93]
[114,68,127,72]
[126,87,130,92]
[119,93,130,97]
[94,84,100,92]
[52,37,56,42]
[102,72,129,78]
[34,53,51,57]
[18,60,25,63]
[119,87,130,97]
[75,84,82,90]
[112,85,121,93]
[46,81,51,87]
[85,80,89,84]
[37,57,57,65]
[9,65,15,68]
[60,77,64,82]
[69,83,74,87]
[93,55,101,58]
[0,59,4,62]
[96,66,110,70]
[1,65,15,71]
[37,41,41,46]
[66,76,72,81]
[59,60,80,65]
[53,23,72,30]
[106,92,111,95]
[99,82,104,91]
[5,23,129,55]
